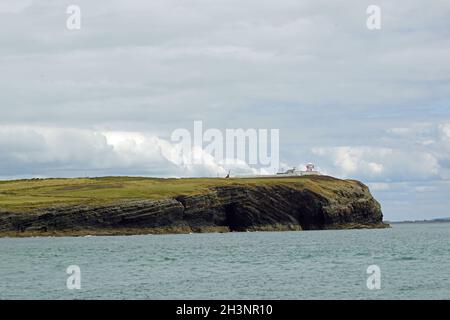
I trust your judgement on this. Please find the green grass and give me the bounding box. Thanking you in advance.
[0,175,358,213]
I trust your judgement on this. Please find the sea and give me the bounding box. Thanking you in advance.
[0,223,449,299]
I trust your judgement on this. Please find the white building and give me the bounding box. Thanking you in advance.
[276,163,321,176]
[226,163,321,178]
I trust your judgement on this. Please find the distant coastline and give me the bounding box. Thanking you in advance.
[388,217,450,224]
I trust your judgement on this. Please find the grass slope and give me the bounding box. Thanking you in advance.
[0,175,356,213]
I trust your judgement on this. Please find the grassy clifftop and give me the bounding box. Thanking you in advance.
[0,175,386,237]
[0,175,359,213]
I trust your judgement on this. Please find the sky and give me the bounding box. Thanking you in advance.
[0,0,450,221]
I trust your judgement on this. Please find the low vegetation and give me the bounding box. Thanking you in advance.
[0,175,355,213]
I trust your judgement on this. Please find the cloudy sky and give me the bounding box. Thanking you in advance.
[1,0,449,221]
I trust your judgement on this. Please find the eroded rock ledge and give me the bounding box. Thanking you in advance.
[0,177,387,237]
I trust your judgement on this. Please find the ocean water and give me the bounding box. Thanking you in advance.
[0,223,449,300]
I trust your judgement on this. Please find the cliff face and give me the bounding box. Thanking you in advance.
[0,176,386,236]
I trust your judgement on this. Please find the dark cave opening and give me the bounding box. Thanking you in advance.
[224,203,244,232]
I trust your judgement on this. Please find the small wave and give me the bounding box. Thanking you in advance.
[394,256,418,261]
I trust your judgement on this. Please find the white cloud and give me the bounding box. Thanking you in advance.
[312,145,440,181]
[308,122,450,184]
[439,123,450,138]
[367,182,390,191]
[414,186,436,193]
[0,126,259,179]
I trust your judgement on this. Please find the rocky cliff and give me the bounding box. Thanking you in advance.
[0,176,387,237]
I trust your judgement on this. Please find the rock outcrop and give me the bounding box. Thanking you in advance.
[0,176,386,236]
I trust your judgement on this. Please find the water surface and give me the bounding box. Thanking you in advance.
[0,223,449,299]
